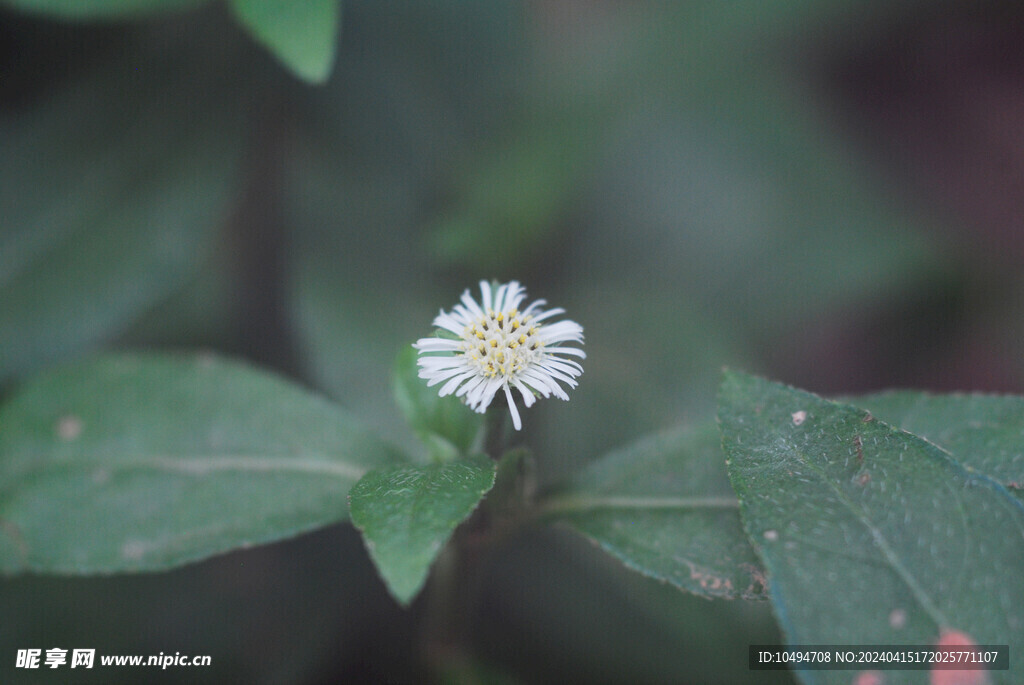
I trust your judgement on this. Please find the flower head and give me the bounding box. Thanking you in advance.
[414,281,585,430]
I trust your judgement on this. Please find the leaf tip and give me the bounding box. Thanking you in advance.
[230,0,340,84]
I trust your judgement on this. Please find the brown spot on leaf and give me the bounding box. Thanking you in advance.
[0,518,29,561]
[741,563,769,599]
[682,560,734,596]
[56,415,83,441]
[121,540,147,562]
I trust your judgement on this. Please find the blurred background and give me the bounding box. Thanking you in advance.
[2,0,1023,682]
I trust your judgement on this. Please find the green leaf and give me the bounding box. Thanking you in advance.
[229,0,340,84]
[392,346,483,462]
[0,0,205,18]
[0,353,404,574]
[544,423,766,600]
[349,455,496,605]
[719,371,1024,684]
[849,390,1024,498]
[0,35,248,384]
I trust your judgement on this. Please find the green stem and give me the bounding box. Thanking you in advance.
[418,509,491,680]
[483,396,512,461]
[419,398,522,678]
[420,534,464,666]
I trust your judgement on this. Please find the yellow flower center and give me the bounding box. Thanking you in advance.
[460,309,543,380]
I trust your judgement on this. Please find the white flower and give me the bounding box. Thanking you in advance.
[414,281,585,430]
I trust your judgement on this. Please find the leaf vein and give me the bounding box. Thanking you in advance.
[131,455,366,480]
[541,495,739,517]
[788,442,949,628]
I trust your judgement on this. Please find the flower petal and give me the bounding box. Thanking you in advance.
[512,377,536,407]
[414,338,462,352]
[503,383,522,430]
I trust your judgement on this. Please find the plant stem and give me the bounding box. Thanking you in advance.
[483,396,512,461]
[419,404,518,678]
[419,401,523,679]
[418,511,491,681]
